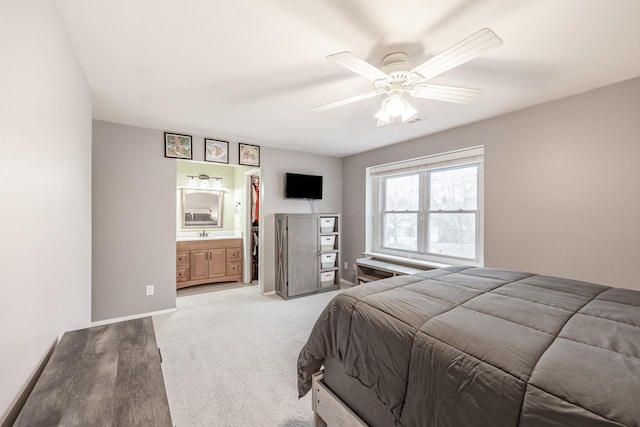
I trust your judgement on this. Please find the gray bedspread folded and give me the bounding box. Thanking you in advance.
[297,266,640,426]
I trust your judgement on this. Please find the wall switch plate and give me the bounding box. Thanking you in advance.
[344,261,348,270]
[146,285,154,296]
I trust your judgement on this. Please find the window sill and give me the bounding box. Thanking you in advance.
[363,252,455,270]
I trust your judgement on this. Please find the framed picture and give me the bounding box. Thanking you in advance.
[239,143,260,166]
[164,132,192,159]
[205,138,229,164]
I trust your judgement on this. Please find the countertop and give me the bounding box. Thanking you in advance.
[176,234,242,242]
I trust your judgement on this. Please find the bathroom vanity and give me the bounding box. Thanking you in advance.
[176,238,242,289]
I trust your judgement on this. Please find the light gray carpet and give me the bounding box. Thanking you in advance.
[153,285,343,427]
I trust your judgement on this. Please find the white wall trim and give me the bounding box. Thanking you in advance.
[261,290,276,296]
[91,308,177,327]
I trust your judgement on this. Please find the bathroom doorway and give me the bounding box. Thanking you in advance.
[175,160,262,295]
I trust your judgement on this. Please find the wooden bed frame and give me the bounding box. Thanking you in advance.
[312,371,367,427]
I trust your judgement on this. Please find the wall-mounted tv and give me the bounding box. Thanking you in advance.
[285,173,323,199]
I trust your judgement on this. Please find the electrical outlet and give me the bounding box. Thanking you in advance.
[344,261,348,270]
[352,264,357,272]
[146,285,155,296]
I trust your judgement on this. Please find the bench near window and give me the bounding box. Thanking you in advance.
[356,257,445,284]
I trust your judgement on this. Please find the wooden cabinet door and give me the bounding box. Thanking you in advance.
[208,249,226,278]
[190,250,209,280]
[286,215,319,297]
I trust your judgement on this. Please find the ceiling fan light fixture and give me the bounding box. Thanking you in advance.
[401,99,418,121]
[384,93,406,117]
[374,108,391,124]
[375,95,417,124]
[375,103,417,125]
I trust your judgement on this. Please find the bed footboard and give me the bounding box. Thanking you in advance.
[312,371,368,427]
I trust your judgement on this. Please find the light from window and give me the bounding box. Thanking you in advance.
[382,174,419,251]
[383,212,418,251]
[385,174,419,210]
[369,149,483,266]
[428,166,478,258]
[428,213,476,258]
[430,166,477,211]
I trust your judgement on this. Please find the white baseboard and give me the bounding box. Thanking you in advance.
[91,307,177,327]
[262,290,276,295]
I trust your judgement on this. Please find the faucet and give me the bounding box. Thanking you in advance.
[198,230,209,237]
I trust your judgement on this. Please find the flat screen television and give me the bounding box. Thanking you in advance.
[285,173,323,199]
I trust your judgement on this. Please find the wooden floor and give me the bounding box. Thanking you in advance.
[14,317,172,427]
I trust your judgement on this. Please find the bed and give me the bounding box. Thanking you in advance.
[297,266,640,427]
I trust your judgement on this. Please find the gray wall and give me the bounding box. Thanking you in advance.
[260,147,342,292]
[92,121,177,321]
[342,76,640,291]
[0,0,92,422]
[92,121,342,318]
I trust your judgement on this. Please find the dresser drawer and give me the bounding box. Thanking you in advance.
[226,262,241,275]
[177,251,190,266]
[176,266,190,282]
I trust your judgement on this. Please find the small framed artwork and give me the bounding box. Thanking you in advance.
[205,138,229,164]
[239,143,260,167]
[164,132,192,159]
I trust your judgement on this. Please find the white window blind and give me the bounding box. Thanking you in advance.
[369,146,484,177]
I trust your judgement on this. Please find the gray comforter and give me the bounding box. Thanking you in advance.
[297,266,640,426]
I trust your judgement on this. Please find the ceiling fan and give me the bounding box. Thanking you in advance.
[311,28,503,126]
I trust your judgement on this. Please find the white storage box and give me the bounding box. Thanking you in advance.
[320,235,336,251]
[321,253,337,269]
[320,271,335,286]
[320,217,336,233]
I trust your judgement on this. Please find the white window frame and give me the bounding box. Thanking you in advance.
[366,147,484,267]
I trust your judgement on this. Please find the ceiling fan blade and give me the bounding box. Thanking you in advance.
[410,84,483,104]
[409,28,502,81]
[310,91,383,112]
[328,51,389,82]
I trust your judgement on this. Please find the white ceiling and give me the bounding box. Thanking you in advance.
[57,0,640,157]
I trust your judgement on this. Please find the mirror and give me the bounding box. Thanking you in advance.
[181,189,224,228]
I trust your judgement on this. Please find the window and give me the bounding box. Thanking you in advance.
[368,147,483,266]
